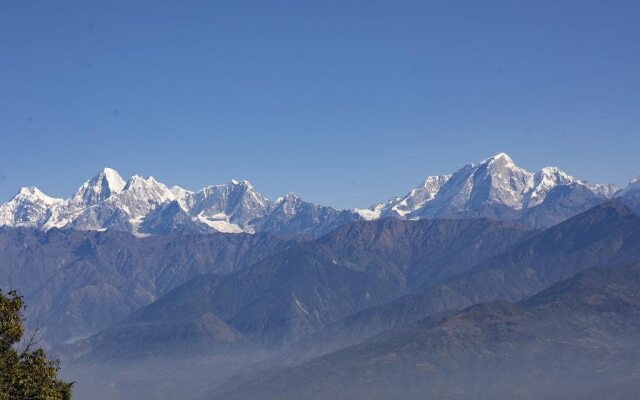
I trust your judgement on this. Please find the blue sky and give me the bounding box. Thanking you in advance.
[1,1,639,208]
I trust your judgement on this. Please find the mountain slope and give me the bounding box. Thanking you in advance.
[63,243,405,363]
[65,217,533,358]
[0,228,290,346]
[217,263,640,400]
[61,274,247,362]
[314,217,535,289]
[298,200,640,354]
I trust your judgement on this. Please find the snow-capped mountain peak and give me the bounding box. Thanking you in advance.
[72,167,126,206]
[0,154,628,235]
[524,167,575,207]
[170,185,193,196]
[101,167,126,187]
[480,152,514,166]
[14,186,62,204]
[361,153,620,227]
[123,175,171,198]
[276,193,300,216]
[0,186,63,228]
[283,192,299,201]
[422,152,534,212]
[229,179,255,188]
[17,186,39,196]
[0,168,354,236]
[536,166,573,180]
[109,175,176,220]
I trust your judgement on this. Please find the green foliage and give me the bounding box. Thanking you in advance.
[0,290,72,400]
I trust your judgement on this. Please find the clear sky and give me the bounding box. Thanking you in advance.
[1,1,639,208]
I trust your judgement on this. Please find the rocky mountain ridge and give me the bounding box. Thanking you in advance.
[1,153,636,236]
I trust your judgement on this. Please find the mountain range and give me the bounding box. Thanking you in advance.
[49,200,640,400]
[0,169,359,238]
[1,153,640,400]
[2,153,638,237]
[356,153,623,228]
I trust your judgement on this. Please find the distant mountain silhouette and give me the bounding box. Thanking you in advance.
[215,263,640,400]
[0,228,290,345]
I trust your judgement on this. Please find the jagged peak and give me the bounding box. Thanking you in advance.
[276,192,300,204]
[126,174,145,182]
[14,186,61,202]
[124,175,145,188]
[201,179,256,193]
[123,175,167,189]
[17,186,44,197]
[99,167,122,178]
[230,179,254,189]
[537,166,563,175]
[93,167,126,189]
[534,166,574,181]
[72,167,126,204]
[201,183,227,191]
[170,185,193,195]
[274,192,304,217]
[480,152,515,165]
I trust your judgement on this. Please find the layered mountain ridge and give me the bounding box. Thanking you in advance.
[0,153,636,236]
[217,263,640,400]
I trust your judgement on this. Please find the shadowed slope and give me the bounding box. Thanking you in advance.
[216,263,640,400]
